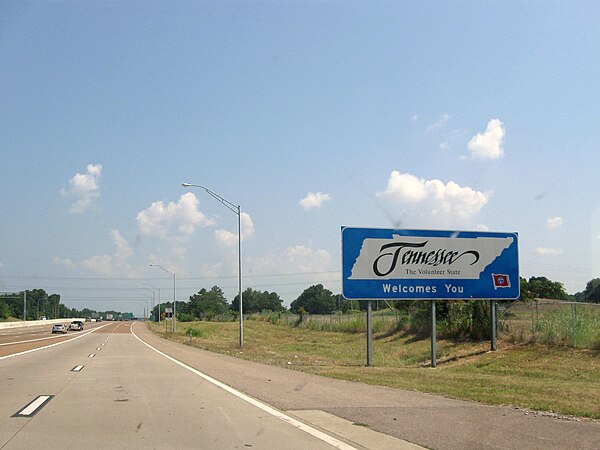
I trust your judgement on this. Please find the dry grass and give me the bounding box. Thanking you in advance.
[148,320,600,419]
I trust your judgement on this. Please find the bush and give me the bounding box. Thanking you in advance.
[536,307,600,348]
[177,312,196,322]
[437,301,491,341]
[184,326,202,338]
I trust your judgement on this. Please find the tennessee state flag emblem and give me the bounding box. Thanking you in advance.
[492,274,511,289]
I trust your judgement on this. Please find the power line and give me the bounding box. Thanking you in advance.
[0,270,341,281]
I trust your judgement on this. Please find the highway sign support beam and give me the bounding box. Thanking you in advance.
[366,300,372,367]
[431,300,437,368]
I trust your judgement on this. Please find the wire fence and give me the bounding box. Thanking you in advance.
[498,300,600,348]
[204,299,600,349]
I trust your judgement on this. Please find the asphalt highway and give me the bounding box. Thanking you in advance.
[0,321,376,449]
[3,321,598,449]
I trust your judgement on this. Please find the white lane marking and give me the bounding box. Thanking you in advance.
[88,354,95,358]
[16,395,52,417]
[130,324,357,450]
[0,333,71,347]
[72,365,84,372]
[0,324,110,361]
[96,347,101,351]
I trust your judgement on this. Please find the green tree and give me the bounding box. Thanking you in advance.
[524,276,570,300]
[231,288,285,313]
[189,286,229,319]
[583,278,600,303]
[290,284,337,314]
[0,299,11,319]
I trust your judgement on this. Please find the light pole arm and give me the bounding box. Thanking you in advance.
[182,183,240,216]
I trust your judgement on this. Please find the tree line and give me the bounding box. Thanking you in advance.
[0,289,132,321]
[3,276,600,322]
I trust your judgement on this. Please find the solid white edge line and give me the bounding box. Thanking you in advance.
[0,324,110,361]
[130,323,357,450]
[18,395,51,416]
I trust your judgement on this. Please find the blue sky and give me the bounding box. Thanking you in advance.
[1,1,599,315]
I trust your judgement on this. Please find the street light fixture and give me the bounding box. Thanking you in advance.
[150,263,176,332]
[182,182,244,347]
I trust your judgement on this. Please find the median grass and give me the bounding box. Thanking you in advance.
[147,319,600,419]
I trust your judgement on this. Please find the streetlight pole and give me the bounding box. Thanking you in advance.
[141,287,154,321]
[144,282,160,322]
[182,182,244,347]
[150,264,176,332]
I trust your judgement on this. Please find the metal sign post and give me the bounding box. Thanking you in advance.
[491,300,497,351]
[431,300,437,368]
[366,300,373,367]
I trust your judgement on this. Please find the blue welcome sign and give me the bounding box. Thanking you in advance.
[342,227,519,300]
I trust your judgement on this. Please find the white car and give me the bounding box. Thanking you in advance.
[51,324,67,334]
[69,321,84,331]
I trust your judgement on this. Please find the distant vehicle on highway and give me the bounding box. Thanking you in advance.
[96,318,103,322]
[51,324,67,334]
[69,321,84,331]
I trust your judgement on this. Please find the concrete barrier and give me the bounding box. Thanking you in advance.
[0,319,86,329]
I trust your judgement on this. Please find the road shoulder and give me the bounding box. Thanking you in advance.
[135,323,600,450]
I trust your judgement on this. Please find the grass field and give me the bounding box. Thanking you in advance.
[148,318,600,419]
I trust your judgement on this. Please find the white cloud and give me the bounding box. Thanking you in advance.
[377,171,490,225]
[60,163,103,213]
[475,224,490,231]
[249,245,332,275]
[467,119,505,160]
[215,229,237,247]
[440,129,467,151]
[215,212,254,247]
[53,257,75,268]
[426,113,450,133]
[136,192,214,240]
[110,229,132,260]
[299,192,332,210]
[80,230,134,275]
[410,115,419,123]
[81,254,113,274]
[148,245,188,278]
[283,245,332,272]
[379,172,428,202]
[546,216,564,229]
[535,247,563,256]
